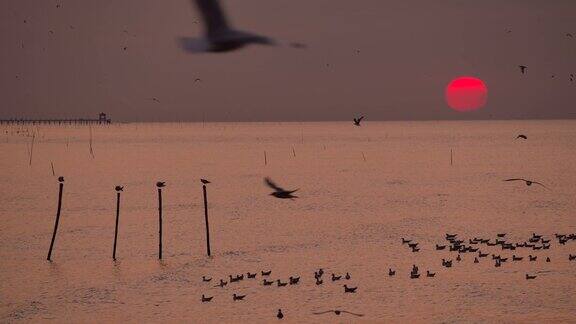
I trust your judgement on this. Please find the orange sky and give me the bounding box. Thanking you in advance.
[1,0,575,121]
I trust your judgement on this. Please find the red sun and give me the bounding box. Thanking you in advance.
[445,76,488,112]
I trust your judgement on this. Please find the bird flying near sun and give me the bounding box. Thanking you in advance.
[445,77,488,112]
[178,0,274,53]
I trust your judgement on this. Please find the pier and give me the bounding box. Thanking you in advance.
[0,113,111,125]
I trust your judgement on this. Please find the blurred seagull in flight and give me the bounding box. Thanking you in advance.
[353,116,364,126]
[519,65,527,74]
[503,178,549,189]
[264,177,298,199]
[178,0,274,53]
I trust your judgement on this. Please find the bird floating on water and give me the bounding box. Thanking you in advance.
[353,116,364,126]
[343,285,357,293]
[201,294,213,302]
[277,309,284,319]
[232,293,246,301]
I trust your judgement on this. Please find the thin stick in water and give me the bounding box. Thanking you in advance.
[47,178,64,261]
[292,146,296,157]
[89,126,95,158]
[264,150,267,166]
[51,162,55,176]
[28,132,36,166]
[112,188,121,260]
[203,184,211,256]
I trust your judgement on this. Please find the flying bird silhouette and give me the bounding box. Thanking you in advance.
[264,177,298,199]
[504,178,548,189]
[178,0,274,53]
[313,310,364,317]
[519,65,527,74]
[353,116,364,126]
[289,42,308,49]
[516,134,527,139]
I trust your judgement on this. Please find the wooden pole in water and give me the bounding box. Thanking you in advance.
[450,149,453,166]
[28,133,35,166]
[292,146,296,157]
[47,177,64,261]
[112,187,122,260]
[203,184,211,256]
[50,162,55,176]
[264,151,267,165]
[157,184,163,260]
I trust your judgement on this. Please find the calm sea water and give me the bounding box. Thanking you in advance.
[1,121,575,322]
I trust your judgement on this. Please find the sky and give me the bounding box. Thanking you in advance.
[1,0,575,122]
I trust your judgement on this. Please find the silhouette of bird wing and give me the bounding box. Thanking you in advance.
[340,310,365,317]
[177,37,211,53]
[530,181,550,189]
[504,178,528,182]
[193,0,231,37]
[312,310,335,315]
[264,177,285,192]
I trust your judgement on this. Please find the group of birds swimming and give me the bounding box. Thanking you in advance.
[195,230,574,319]
[400,231,576,281]
[199,268,362,319]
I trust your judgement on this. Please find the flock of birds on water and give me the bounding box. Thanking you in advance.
[196,231,576,319]
[3,114,574,320]
[198,267,364,319]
